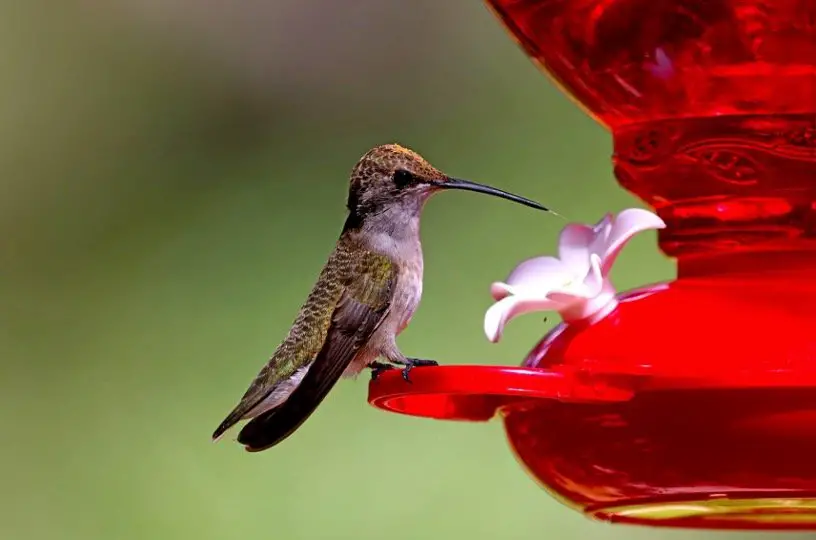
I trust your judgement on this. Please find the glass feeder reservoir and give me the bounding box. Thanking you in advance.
[369,0,816,531]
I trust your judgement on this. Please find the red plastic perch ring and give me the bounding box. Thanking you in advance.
[367,365,634,422]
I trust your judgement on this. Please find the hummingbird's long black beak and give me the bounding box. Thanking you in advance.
[434,177,555,214]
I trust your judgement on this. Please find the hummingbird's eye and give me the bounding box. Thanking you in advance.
[392,169,414,188]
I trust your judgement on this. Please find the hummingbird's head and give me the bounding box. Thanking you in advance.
[344,143,552,232]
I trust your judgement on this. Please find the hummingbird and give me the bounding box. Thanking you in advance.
[212,143,555,452]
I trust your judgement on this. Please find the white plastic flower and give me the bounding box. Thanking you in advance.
[484,208,666,342]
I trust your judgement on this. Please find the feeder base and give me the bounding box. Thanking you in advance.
[592,497,816,530]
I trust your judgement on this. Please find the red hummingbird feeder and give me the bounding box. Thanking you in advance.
[369,0,816,531]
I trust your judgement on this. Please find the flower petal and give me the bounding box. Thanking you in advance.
[545,291,585,305]
[588,213,614,257]
[557,223,595,273]
[545,283,598,302]
[601,208,666,276]
[583,253,604,295]
[484,295,559,343]
[490,282,514,301]
[503,256,573,293]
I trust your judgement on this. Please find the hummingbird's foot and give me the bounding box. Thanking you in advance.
[401,358,439,383]
[369,362,396,381]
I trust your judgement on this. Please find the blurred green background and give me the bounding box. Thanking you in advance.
[1,2,806,540]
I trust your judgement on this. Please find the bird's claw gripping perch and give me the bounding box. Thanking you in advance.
[401,358,438,383]
[369,359,439,382]
[369,362,396,381]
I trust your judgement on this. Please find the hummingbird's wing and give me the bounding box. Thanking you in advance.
[212,241,384,441]
[236,250,397,452]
